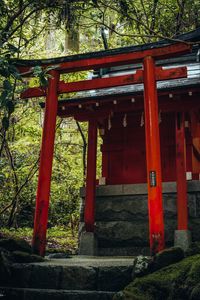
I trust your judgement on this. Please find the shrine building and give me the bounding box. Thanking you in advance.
[15,28,200,256]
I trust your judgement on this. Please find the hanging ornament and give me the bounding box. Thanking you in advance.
[140,112,144,127]
[99,128,105,136]
[108,114,112,130]
[123,114,127,127]
[159,110,162,124]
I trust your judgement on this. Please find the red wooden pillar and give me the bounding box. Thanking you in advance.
[143,56,165,255]
[84,119,97,232]
[176,112,188,230]
[32,70,60,256]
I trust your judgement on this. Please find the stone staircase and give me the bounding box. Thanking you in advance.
[0,256,134,300]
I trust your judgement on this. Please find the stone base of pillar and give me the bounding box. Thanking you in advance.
[79,231,98,256]
[174,230,192,251]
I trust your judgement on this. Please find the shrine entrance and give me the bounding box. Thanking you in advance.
[15,37,199,256]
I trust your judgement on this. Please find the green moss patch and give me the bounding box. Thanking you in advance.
[115,255,200,300]
[0,238,32,253]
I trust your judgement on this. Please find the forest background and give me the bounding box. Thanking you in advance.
[0,0,199,251]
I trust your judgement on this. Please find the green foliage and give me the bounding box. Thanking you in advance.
[0,226,78,253]
[0,56,21,131]
[46,226,78,253]
[33,65,59,87]
[0,227,33,240]
[115,255,200,300]
[0,101,85,229]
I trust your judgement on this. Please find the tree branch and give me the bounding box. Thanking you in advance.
[0,156,39,216]
[76,121,87,179]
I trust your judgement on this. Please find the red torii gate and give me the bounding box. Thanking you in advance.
[16,42,191,256]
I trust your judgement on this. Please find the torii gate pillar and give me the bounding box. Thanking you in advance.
[174,112,191,250]
[32,70,59,256]
[143,56,165,255]
[79,119,98,255]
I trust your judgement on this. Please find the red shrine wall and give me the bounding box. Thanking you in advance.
[101,111,178,184]
[101,112,146,184]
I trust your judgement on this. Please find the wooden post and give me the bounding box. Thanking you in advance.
[143,56,165,255]
[176,112,188,230]
[190,111,200,179]
[32,70,59,256]
[84,119,97,232]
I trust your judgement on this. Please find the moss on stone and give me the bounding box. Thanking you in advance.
[185,242,200,257]
[0,238,32,253]
[151,247,184,271]
[12,251,45,263]
[190,283,200,300]
[114,255,200,300]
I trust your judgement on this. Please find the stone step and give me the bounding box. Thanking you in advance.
[98,246,150,256]
[0,287,115,300]
[6,257,134,292]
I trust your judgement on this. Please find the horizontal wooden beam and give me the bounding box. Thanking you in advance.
[21,66,187,99]
[58,71,143,94]
[17,43,191,76]
[58,102,138,119]
[58,66,187,94]
[59,86,200,108]
[21,70,143,99]
[57,95,200,120]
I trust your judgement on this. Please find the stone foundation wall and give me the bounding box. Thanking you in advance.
[79,181,200,255]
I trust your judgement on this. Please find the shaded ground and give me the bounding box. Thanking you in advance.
[0,226,78,254]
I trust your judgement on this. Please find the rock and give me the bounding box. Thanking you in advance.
[132,255,153,279]
[152,247,184,271]
[60,266,97,290]
[12,251,45,263]
[0,238,32,253]
[9,264,33,288]
[96,221,149,247]
[185,242,200,257]
[97,265,132,292]
[0,292,6,299]
[131,247,185,280]
[1,288,115,300]
[27,265,62,289]
[95,195,148,222]
[174,229,192,251]
[46,247,73,255]
[113,291,125,300]
[79,231,97,256]
[191,283,200,300]
[47,253,71,259]
[117,254,200,300]
[0,249,12,284]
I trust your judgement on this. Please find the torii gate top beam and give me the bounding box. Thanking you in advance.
[13,25,200,76]
[15,43,191,76]
[15,42,192,103]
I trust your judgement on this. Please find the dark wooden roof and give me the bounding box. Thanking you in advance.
[12,28,200,68]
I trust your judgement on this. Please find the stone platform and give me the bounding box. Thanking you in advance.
[0,256,134,300]
[80,181,200,255]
